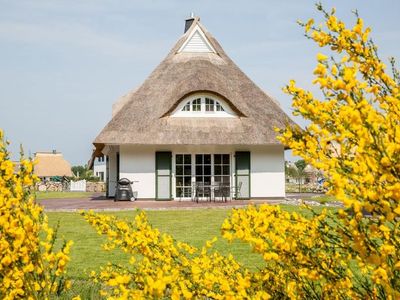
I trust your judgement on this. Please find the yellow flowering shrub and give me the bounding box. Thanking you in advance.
[222,205,374,298]
[0,130,73,299]
[274,3,400,299]
[82,210,270,299]
[82,5,399,299]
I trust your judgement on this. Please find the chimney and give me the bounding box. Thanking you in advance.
[184,12,195,33]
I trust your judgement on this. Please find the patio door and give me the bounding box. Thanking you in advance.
[195,154,211,197]
[175,154,192,198]
[156,152,172,200]
[235,152,250,199]
[214,154,230,185]
[174,153,231,199]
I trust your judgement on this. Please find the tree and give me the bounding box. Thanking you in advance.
[286,161,307,192]
[71,165,86,178]
[294,159,306,172]
[71,165,99,181]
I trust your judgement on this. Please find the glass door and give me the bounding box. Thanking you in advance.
[195,154,211,197]
[214,154,230,185]
[174,153,231,200]
[175,154,192,198]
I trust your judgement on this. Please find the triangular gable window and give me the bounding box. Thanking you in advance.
[178,25,216,53]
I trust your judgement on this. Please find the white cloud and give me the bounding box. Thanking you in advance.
[0,20,166,58]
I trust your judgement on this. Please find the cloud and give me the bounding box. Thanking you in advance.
[0,20,165,58]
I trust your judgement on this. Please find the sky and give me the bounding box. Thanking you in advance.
[1,0,399,165]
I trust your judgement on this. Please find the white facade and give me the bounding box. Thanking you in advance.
[93,156,106,182]
[250,147,285,197]
[120,146,155,199]
[105,145,285,199]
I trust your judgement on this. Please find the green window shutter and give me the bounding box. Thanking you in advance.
[155,152,172,200]
[235,151,250,199]
[116,152,120,182]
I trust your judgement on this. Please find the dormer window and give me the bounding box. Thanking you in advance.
[192,98,201,111]
[171,93,236,118]
[206,98,220,111]
[182,98,226,113]
[182,102,190,111]
[181,98,226,113]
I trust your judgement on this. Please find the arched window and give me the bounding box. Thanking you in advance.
[182,102,190,111]
[172,94,234,118]
[192,98,201,111]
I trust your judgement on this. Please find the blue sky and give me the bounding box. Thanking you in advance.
[1,0,399,165]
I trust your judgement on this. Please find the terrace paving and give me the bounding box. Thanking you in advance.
[39,193,307,211]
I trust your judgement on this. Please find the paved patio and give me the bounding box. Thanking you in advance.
[38,193,297,211]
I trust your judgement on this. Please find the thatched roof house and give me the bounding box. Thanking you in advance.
[93,16,295,200]
[34,151,72,180]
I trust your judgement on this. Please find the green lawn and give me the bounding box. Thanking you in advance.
[310,195,339,203]
[48,205,329,278]
[48,209,262,280]
[36,191,94,200]
[48,205,331,298]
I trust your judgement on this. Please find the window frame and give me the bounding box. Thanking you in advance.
[172,93,234,118]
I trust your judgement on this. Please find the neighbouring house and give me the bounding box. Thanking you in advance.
[93,155,106,182]
[304,164,318,184]
[285,161,298,184]
[34,151,73,181]
[92,16,296,200]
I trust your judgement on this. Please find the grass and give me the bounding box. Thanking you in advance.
[36,191,94,200]
[48,209,263,280]
[285,182,315,193]
[48,205,331,278]
[47,205,333,298]
[307,195,339,204]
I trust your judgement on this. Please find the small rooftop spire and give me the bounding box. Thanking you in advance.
[184,12,196,33]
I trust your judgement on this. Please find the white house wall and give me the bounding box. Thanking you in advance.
[117,144,285,199]
[250,146,285,198]
[120,145,156,199]
[93,163,106,181]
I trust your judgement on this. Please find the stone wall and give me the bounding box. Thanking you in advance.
[36,180,105,192]
[86,181,106,192]
[36,181,64,192]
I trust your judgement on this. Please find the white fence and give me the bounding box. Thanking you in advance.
[70,180,87,192]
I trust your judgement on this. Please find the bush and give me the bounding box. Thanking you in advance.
[0,130,73,299]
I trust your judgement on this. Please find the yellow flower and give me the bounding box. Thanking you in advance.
[305,18,314,32]
[0,129,72,298]
[317,52,329,61]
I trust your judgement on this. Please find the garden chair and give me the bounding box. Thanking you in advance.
[231,182,242,200]
[194,182,211,203]
[214,182,230,202]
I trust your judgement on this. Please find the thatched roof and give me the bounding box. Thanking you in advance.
[94,17,296,149]
[34,152,73,177]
